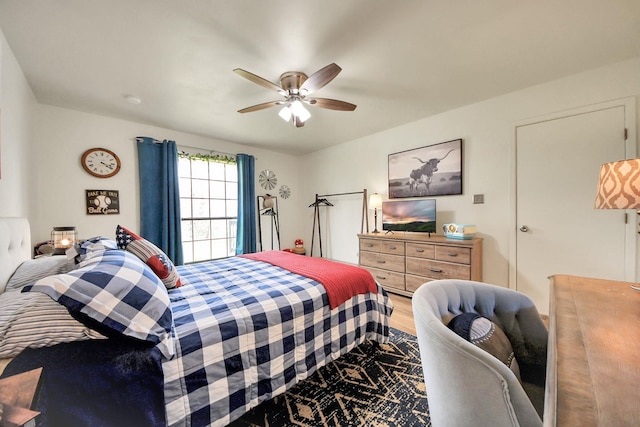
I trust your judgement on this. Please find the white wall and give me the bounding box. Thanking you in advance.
[300,56,640,286]
[4,17,639,282]
[0,29,38,222]
[0,24,304,253]
[31,105,303,247]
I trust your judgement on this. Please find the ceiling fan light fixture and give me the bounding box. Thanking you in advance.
[278,106,292,122]
[291,100,311,122]
[234,63,355,127]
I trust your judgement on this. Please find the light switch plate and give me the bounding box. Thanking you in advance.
[473,194,485,204]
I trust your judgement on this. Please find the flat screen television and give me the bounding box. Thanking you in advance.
[382,199,436,233]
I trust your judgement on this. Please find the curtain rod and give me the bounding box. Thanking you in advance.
[134,137,256,159]
[177,144,237,158]
[317,190,366,197]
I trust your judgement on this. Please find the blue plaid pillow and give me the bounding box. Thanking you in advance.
[78,236,118,261]
[27,250,175,358]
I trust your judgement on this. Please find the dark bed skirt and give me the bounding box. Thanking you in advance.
[1,339,165,427]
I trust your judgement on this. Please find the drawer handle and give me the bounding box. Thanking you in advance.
[366,244,374,247]
[429,268,444,273]
[415,249,425,253]
[447,253,458,257]
[376,260,386,264]
[389,246,397,250]
[376,275,387,280]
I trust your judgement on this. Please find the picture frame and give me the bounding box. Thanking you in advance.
[86,189,120,215]
[388,138,462,198]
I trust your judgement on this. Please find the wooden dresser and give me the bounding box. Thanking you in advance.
[357,232,482,296]
[545,274,640,426]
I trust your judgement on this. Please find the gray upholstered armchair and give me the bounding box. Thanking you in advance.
[412,279,548,427]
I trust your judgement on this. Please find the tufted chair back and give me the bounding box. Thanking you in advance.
[412,279,548,427]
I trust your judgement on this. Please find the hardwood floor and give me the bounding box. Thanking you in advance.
[387,292,416,336]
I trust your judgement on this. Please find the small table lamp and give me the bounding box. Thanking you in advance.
[369,193,383,233]
[594,158,640,290]
[51,226,78,255]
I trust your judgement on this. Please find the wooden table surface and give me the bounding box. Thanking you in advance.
[545,274,640,426]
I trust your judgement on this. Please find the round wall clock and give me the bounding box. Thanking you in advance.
[259,170,277,190]
[81,147,121,178]
[279,185,291,199]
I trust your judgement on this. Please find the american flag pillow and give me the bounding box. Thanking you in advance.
[26,249,175,358]
[115,225,182,289]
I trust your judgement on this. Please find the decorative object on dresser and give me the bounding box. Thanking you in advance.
[388,138,462,198]
[358,232,482,296]
[594,158,640,290]
[81,147,121,178]
[369,193,382,233]
[442,223,477,239]
[51,226,78,255]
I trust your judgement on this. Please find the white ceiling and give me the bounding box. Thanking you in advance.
[1,0,639,155]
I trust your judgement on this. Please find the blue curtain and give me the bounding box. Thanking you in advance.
[236,154,257,254]
[136,137,184,265]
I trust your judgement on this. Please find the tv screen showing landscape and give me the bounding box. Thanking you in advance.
[382,199,436,233]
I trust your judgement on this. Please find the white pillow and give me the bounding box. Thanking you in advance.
[6,256,77,291]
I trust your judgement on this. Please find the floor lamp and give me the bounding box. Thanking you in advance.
[594,158,640,290]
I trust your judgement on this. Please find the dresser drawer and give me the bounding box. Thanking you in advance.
[406,258,471,280]
[360,251,405,273]
[360,238,381,252]
[406,242,435,259]
[435,246,471,264]
[365,267,406,291]
[380,241,405,255]
[405,274,432,292]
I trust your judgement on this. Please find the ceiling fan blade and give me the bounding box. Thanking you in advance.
[299,63,341,95]
[308,98,357,111]
[233,68,285,94]
[237,101,282,113]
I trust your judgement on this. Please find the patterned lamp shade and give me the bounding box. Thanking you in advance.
[594,158,640,210]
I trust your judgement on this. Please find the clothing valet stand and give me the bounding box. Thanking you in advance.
[309,189,369,257]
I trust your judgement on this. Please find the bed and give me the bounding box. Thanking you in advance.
[0,218,393,426]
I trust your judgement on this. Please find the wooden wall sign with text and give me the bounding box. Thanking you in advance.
[86,190,120,215]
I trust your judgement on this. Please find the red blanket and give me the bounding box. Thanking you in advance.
[240,251,378,309]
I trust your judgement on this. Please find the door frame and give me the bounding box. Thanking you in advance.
[508,97,637,289]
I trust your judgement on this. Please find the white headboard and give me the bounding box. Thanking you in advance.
[0,217,31,293]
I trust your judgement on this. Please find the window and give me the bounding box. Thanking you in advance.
[178,154,237,263]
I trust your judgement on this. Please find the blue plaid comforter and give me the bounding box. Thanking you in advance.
[162,256,393,427]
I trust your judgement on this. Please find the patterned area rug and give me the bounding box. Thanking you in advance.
[229,328,430,427]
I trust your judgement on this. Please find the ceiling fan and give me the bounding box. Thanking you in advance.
[233,63,356,128]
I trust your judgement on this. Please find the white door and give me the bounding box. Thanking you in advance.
[515,104,634,314]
